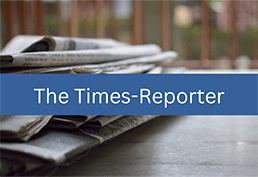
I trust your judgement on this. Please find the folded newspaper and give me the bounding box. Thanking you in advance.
[0,44,161,68]
[84,115,123,127]
[0,35,179,176]
[0,35,127,55]
[47,115,96,129]
[0,115,159,175]
[0,115,52,142]
[5,51,177,74]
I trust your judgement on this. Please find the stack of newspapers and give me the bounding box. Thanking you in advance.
[0,35,179,176]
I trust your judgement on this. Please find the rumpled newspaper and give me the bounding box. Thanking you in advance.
[22,36,128,53]
[7,51,177,74]
[80,115,158,143]
[47,115,96,129]
[0,115,52,141]
[0,35,179,176]
[0,44,161,68]
[84,115,123,127]
[0,35,127,55]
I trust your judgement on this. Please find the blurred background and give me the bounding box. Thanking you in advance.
[0,0,258,69]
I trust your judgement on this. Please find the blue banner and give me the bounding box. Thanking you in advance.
[0,74,257,115]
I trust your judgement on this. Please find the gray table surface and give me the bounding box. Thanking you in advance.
[51,115,258,176]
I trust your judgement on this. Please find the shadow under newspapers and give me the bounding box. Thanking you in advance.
[51,116,184,176]
[0,35,182,176]
[1,115,159,175]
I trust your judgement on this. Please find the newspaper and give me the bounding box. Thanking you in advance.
[40,64,154,74]
[27,68,102,74]
[104,64,155,74]
[84,115,123,127]
[146,66,163,74]
[11,51,177,74]
[0,35,127,55]
[0,44,162,68]
[163,67,187,73]
[47,115,96,129]
[0,36,177,175]
[0,115,160,175]
[0,115,52,141]
[22,36,128,53]
[80,115,158,143]
[0,35,43,55]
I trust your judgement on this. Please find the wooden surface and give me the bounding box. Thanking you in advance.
[51,115,258,176]
[164,60,258,69]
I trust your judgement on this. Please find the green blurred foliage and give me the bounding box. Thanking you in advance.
[46,14,58,36]
[238,28,257,58]
[46,13,131,38]
[180,24,257,60]
[182,25,202,38]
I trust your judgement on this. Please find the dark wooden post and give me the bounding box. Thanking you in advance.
[133,0,143,45]
[32,0,45,35]
[17,0,28,35]
[2,0,14,44]
[161,0,170,51]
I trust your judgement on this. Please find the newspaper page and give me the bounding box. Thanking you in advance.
[46,115,96,129]
[80,115,158,143]
[163,67,187,73]
[22,36,128,53]
[0,35,43,55]
[0,44,161,68]
[0,115,52,141]
[85,115,123,127]
[28,68,102,74]
[39,64,154,74]
[146,66,163,74]
[0,35,128,55]
[13,51,177,74]
[104,64,155,74]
